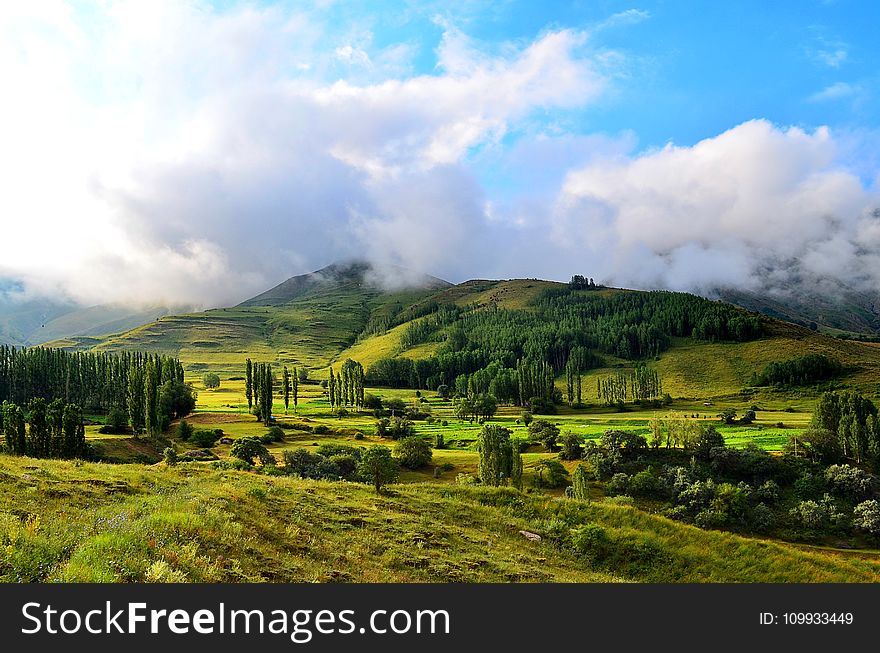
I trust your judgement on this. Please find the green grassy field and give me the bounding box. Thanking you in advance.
[3,454,880,583]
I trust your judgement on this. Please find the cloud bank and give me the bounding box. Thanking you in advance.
[0,2,877,309]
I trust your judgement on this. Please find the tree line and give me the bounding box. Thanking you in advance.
[1,398,87,459]
[364,287,762,393]
[329,359,365,409]
[754,353,842,387]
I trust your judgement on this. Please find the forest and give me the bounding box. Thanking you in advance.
[366,286,762,393]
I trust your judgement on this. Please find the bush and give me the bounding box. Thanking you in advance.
[230,437,273,465]
[266,425,285,442]
[434,433,446,449]
[189,429,222,448]
[163,447,178,465]
[751,503,776,532]
[824,465,876,501]
[329,454,359,480]
[527,420,560,451]
[607,473,630,496]
[755,480,780,504]
[571,524,610,561]
[533,459,569,489]
[456,473,478,486]
[559,433,582,460]
[313,425,330,435]
[202,372,220,389]
[105,407,129,433]
[741,409,756,424]
[363,394,383,410]
[528,397,556,415]
[375,416,415,440]
[853,500,880,536]
[176,419,194,442]
[628,469,659,497]
[393,436,433,469]
[212,458,252,471]
[519,411,533,427]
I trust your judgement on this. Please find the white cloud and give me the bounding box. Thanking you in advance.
[0,1,607,306]
[809,81,861,102]
[551,120,878,292]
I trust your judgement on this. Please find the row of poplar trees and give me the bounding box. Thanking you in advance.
[329,359,365,409]
[245,359,300,425]
[597,364,663,405]
[2,398,86,459]
[0,345,184,415]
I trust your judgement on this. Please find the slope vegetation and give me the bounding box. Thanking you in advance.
[2,456,878,583]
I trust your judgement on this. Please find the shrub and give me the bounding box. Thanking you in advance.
[519,411,533,427]
[105,407,129,434]
[628,469,659,497]
[375,416,415,440]
[434,433,446,449]
[189,429,222,448]
[571,524,610,561]
[393,437,433,469]
[853,500,880,536]
[607,473,630,496]
[163,447,178,465]
[533,459,569,489]
[456,473,478,486]
[176,419,194,442]
[824,465,876,501]
[313,425,330,435]
[230,437,273,465]
[329,454,358,480]
[266,425,285,442]
[751,503,776,532]
[741,409,756,424]
[559,433,582,460]
[755,480,780,504]
[211,458,252,471]
[363,394,383,410]
[527,419,560,451]
[202,372,220,389]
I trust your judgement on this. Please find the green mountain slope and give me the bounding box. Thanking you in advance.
[45,263,880,397]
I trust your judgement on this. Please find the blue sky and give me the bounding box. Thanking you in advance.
[1,1,879,305]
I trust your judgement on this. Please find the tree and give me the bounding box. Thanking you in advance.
[282,366,291,413]
[436,384,450,400]
[520,411,533,427]
[477,424,514,486]
[718,408,737,425]
[230,436,272,465]
[572,464,591,501]
[245,358,253,412]
[393,436,433,469]
[510,441,524,490]
[27,397,50,458]
[291,366,299,412]
[358,445,399,493]
[560,432,582,460]
[534,459,569,489]
[527,419,560,451]
[2,401,26,455]
[61,403,86,458]
[202,373,220,389]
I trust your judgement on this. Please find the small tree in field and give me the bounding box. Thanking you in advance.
[572,464,591,501]
[394,436,433,469]
[358,445,399,494]
[231,437,271,465]
[202,373,220,389]
[477,424,514,486]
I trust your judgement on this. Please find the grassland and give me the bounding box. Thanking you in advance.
[4,454,880,583]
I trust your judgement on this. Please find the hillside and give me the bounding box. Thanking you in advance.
[43,263,880,398]
[3,455,879,583]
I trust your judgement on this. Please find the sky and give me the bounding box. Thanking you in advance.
[1,0,879,307]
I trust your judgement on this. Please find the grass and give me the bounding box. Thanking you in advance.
[2,454,879,583]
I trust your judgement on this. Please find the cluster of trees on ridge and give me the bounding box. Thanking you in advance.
[365,286,763,393]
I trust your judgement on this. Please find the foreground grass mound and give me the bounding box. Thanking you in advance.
[1,456,879,583]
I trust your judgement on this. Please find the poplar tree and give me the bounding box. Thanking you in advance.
[245,358,253,412]
[282,366,291,414]
[291,366,299,413]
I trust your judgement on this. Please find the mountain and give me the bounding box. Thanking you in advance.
[43,262,880,400]
[717,281,880,336]
[238,261,451,307]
